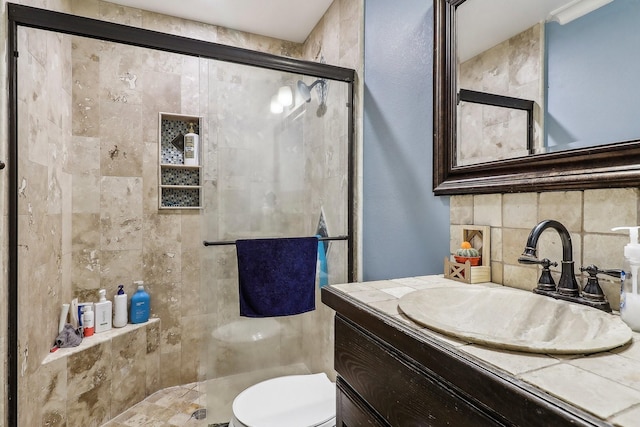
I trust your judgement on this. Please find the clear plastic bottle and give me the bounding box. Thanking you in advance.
[613,226,640,331]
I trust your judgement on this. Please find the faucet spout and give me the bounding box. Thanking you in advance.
[520,220,579,297]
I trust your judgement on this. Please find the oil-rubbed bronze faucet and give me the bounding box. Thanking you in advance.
[518,219,612,312]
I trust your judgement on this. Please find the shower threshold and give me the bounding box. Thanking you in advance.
[101,363,310,426]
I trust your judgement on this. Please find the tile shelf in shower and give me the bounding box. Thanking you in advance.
[42,318,160,365]
[158,112,203,210]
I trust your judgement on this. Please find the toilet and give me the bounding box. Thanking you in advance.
[229,373,336,427]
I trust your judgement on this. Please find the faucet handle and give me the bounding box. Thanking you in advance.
[534,258,558,293]
[538,258,558,269]
[579,265,614,312]
[580,265,622,279]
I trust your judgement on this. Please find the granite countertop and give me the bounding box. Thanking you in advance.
[330,275,640,427]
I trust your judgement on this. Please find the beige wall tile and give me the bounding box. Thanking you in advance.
[474,194,502,227]
[111,328,147,416]
[450,195,473,225]
[583,233,627,270]
[539,191,583,232]
[584,188,639,233]
[536,230,581,268]
[503,264,539,291]
[503,193,537,228]
[490,261,503,284]
[100,176,143,251]
[32,357,67,426]
[501,227,531,265]
[66,341,113,425]
[491,227,503,262]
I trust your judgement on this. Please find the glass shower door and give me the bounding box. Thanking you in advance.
[199,59,351,424]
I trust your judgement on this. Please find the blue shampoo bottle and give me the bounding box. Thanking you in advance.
[130,281,150,324]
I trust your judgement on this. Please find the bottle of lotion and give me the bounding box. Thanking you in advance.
[183,122,199,166]
[130,281,150,324]
[82,304,94,337]
[113,284,128,328]
[612,226,640,331]
[94,289,112,333]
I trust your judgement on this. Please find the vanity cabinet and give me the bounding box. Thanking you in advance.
[158,112,203,209]
[321,286,611,427]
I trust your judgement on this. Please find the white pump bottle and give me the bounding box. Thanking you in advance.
[183,122,199,166]
[612,226,640,331]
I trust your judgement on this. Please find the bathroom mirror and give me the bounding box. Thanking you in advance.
[434,0,640,195]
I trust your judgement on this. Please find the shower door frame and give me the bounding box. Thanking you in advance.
[6,4,356,425]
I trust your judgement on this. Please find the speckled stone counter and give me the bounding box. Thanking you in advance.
[324,275,640,426]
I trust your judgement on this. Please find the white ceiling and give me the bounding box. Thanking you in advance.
[107,0,334,43]
[457,0,583,62]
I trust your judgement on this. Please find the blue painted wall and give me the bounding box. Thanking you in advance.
[545,0,640,150]
[362,0,450,280]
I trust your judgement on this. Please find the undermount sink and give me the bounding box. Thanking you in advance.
[398,285,632,354]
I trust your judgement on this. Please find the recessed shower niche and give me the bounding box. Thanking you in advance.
[158,112,203,209]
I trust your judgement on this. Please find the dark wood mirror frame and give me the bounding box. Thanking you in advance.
[433,0,640,195]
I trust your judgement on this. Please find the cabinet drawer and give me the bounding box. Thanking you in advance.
[337,378,387,427]
[335,316,503,427]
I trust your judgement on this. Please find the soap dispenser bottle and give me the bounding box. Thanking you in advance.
[94,289,112,333]
[82,304,94,337]
[130,281,150,324]
[183,122,199,166]
[612,226,640,331]
[113,284,128,328]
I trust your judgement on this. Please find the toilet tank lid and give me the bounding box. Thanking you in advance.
[233,373,336,427]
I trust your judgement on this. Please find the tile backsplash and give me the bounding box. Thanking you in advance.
[450,188,640,310]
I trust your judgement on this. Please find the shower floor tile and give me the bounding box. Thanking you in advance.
[101,382,212,427]
[101,363,310,426]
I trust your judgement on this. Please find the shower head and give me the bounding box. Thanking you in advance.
[297,79,327,103]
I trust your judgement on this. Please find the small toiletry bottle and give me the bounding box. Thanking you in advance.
[77,302,91,330]
[183,122,199,166]
[113,284,128,328]
[70,298,79,329]
[612,226,640,331]
[82,304,95,337]
[130,281,150,324]
[94,289,113,333]
[58,303,70,334]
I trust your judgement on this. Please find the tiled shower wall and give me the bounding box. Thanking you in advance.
[450,189,639,310]
[458,24,543,165]
[7,0,363,425]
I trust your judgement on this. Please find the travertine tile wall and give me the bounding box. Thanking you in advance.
[5,0,363,425]
[15,21,184,427]
[450,189,638,310]
[458,24,543,165]
[301,0,363,377]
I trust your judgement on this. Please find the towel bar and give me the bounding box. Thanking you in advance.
[203,235,348,247]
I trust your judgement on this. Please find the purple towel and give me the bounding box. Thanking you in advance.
[236,237,318,317]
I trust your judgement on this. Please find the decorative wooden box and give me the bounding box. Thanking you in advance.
[444,225,491,284]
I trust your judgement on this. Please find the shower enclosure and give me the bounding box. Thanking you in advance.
[199,58,352,423]
[8,5,354,426]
